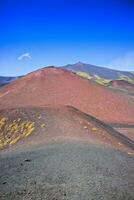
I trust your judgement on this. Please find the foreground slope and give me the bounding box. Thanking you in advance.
[0,106,134,200]
[1,144,134,200]
[0,67,134,124]
[0,106,133,152]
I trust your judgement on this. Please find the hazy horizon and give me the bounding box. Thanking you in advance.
[1,61,134,77]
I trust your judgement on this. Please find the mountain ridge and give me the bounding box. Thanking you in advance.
[0,76,23,87]
[62,62,134,79]
[0,67,134,124]
[1,62,134,88]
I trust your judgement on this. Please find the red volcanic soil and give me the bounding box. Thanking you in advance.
[108,80,134,93]
[0,106,133,153]
[0,67,134,124]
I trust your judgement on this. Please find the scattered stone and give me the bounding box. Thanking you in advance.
[127,152,133,156]
[83,126,88,129]
[24,159,31,162]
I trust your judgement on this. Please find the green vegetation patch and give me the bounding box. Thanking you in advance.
[119,74,134,84]
[93,75,111,85]
[77,71,111,85]
[77,71,92,80]
[0,117,35,149]
[77,71,134,86]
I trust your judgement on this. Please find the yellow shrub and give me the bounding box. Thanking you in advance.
[10,136,20,145]
[92,127,98,131]
[41,124,45,128]
[0,117,36,149]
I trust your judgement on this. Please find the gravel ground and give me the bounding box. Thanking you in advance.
[0,143,134,200]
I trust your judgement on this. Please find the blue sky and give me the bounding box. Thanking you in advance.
[0,0,134,76]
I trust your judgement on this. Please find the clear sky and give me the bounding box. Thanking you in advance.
[0,0,134,76]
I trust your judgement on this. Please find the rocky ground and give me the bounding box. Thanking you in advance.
[0,106,134,200]
[0,143,134,200]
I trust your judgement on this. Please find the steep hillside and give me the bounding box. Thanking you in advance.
[0,67,134,124]
[0,106,133,152]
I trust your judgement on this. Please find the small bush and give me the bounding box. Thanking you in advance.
[41,124,45,128]
[92,127,98,131]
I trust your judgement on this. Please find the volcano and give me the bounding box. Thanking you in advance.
[0,67,134,124]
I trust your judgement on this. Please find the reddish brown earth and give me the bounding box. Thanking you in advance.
[1,68,134,200]
[108,80,134,93]
[0,67,134,124]
[0,106,133,154]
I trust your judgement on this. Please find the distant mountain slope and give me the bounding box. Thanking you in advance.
[62,62,134,80]
[0,76,22,87]
[108,80,134,93]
